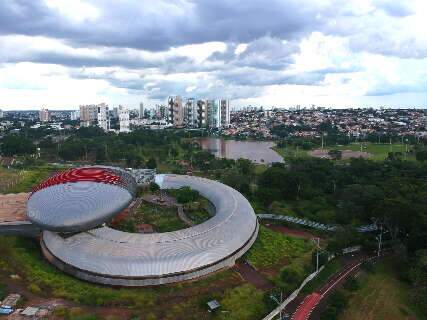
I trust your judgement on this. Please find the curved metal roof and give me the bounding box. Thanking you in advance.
[27,167,136,232]
[42,174,258,281]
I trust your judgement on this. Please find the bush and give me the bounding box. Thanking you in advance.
[176,187,199,204]
[244,226,310,268]
[28,283,42,294]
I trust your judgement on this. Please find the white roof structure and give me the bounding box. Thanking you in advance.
[26,167,136,232]
[41,174,259,286]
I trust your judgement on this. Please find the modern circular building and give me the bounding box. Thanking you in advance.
[27,167,137,232]
[28,169,258,286]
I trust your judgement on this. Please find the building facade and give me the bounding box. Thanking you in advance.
[139,103,144,119]
[39,108,51,123]
[167,96,184,127]
[118,105,130,133]
[218,99,230,128]
[79,105,98,127]
[97,103,110,131]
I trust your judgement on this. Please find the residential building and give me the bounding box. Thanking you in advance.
[97,103,110,131]
[70,110,79,121]
[218,99,230,128]
[39,108,51,123]
[155,104,166,120]
[79,104,97,127]
[196,100,207,128]
[167,96,184,126]
[206,100,218,128]
[118,105,130,133]
[139,102,144,119]
[184,98,197,127]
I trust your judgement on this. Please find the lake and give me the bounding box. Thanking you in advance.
[196,138,284,164]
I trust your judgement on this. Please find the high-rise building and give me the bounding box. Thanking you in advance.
[218,99,230,128]
[0,109,3,118]
[70,110,80,121]
[196,100,207,128]
[118,105,130,133]
[155,104,166,120]
[111,107,119,119]
[79,104,98,127]
[39,108,51,123]
[184,98,197,127]
[206,100,218,128]
[167,96,184,126]
[97,103,110,131]
[139,103,144,119]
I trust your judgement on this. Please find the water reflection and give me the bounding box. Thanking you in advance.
[196,138,283,164]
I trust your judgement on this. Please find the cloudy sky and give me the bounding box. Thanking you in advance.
[0,0,426,110]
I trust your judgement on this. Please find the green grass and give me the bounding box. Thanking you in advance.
[184,201,212,224]
[244,225,312,269]
[2,167,52,193]
[138,202,187,232]
[326,143,413,161]
[339,259,424,320]
[218,284,269,320]
[0,167,51,194]
[273,146,310,160]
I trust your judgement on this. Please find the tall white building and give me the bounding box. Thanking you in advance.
[97,103,110,131]
[139,103,144,119]
[0,109,3,118]
[39,108,51,123]
[70,110,80,121]
[184,98,197,127]
[196,100,207,128]
[118,105,130,133]
[217,99,230,128]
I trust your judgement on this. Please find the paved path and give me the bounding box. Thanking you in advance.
[291,293,321,320]
[176,204,194,226]
[290,256,367,320]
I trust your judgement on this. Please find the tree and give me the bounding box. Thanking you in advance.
[416,149,427,162]
[146,157,157,169]
[176,187,199,204]
[149,182,160,193]
[1,135,35,156]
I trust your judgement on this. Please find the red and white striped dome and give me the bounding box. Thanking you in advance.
[27,167,136,232]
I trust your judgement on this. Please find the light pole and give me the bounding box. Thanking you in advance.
[377,224,383,257]
[313,237,320,273]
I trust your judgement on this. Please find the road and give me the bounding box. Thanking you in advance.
[289,254,367,320]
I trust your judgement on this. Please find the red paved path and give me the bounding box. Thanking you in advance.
[291,293,321,320]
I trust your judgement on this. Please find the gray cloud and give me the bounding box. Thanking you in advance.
[0,0,325,51]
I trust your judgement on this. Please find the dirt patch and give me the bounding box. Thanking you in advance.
[309,149,371,159]
[264,224,318,240]
[234,261,274,291]
[0,193,29,223]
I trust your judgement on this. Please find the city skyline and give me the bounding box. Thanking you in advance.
[0,0,427,110]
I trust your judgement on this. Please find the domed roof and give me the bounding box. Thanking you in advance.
[27,167,136,232]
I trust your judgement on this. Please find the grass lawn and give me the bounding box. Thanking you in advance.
[244,225,312,269]
[273,146,310,160]
[339,259,423,320]
[327,143,413,161]
[138,202,187,232]
[0,167,53,194]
